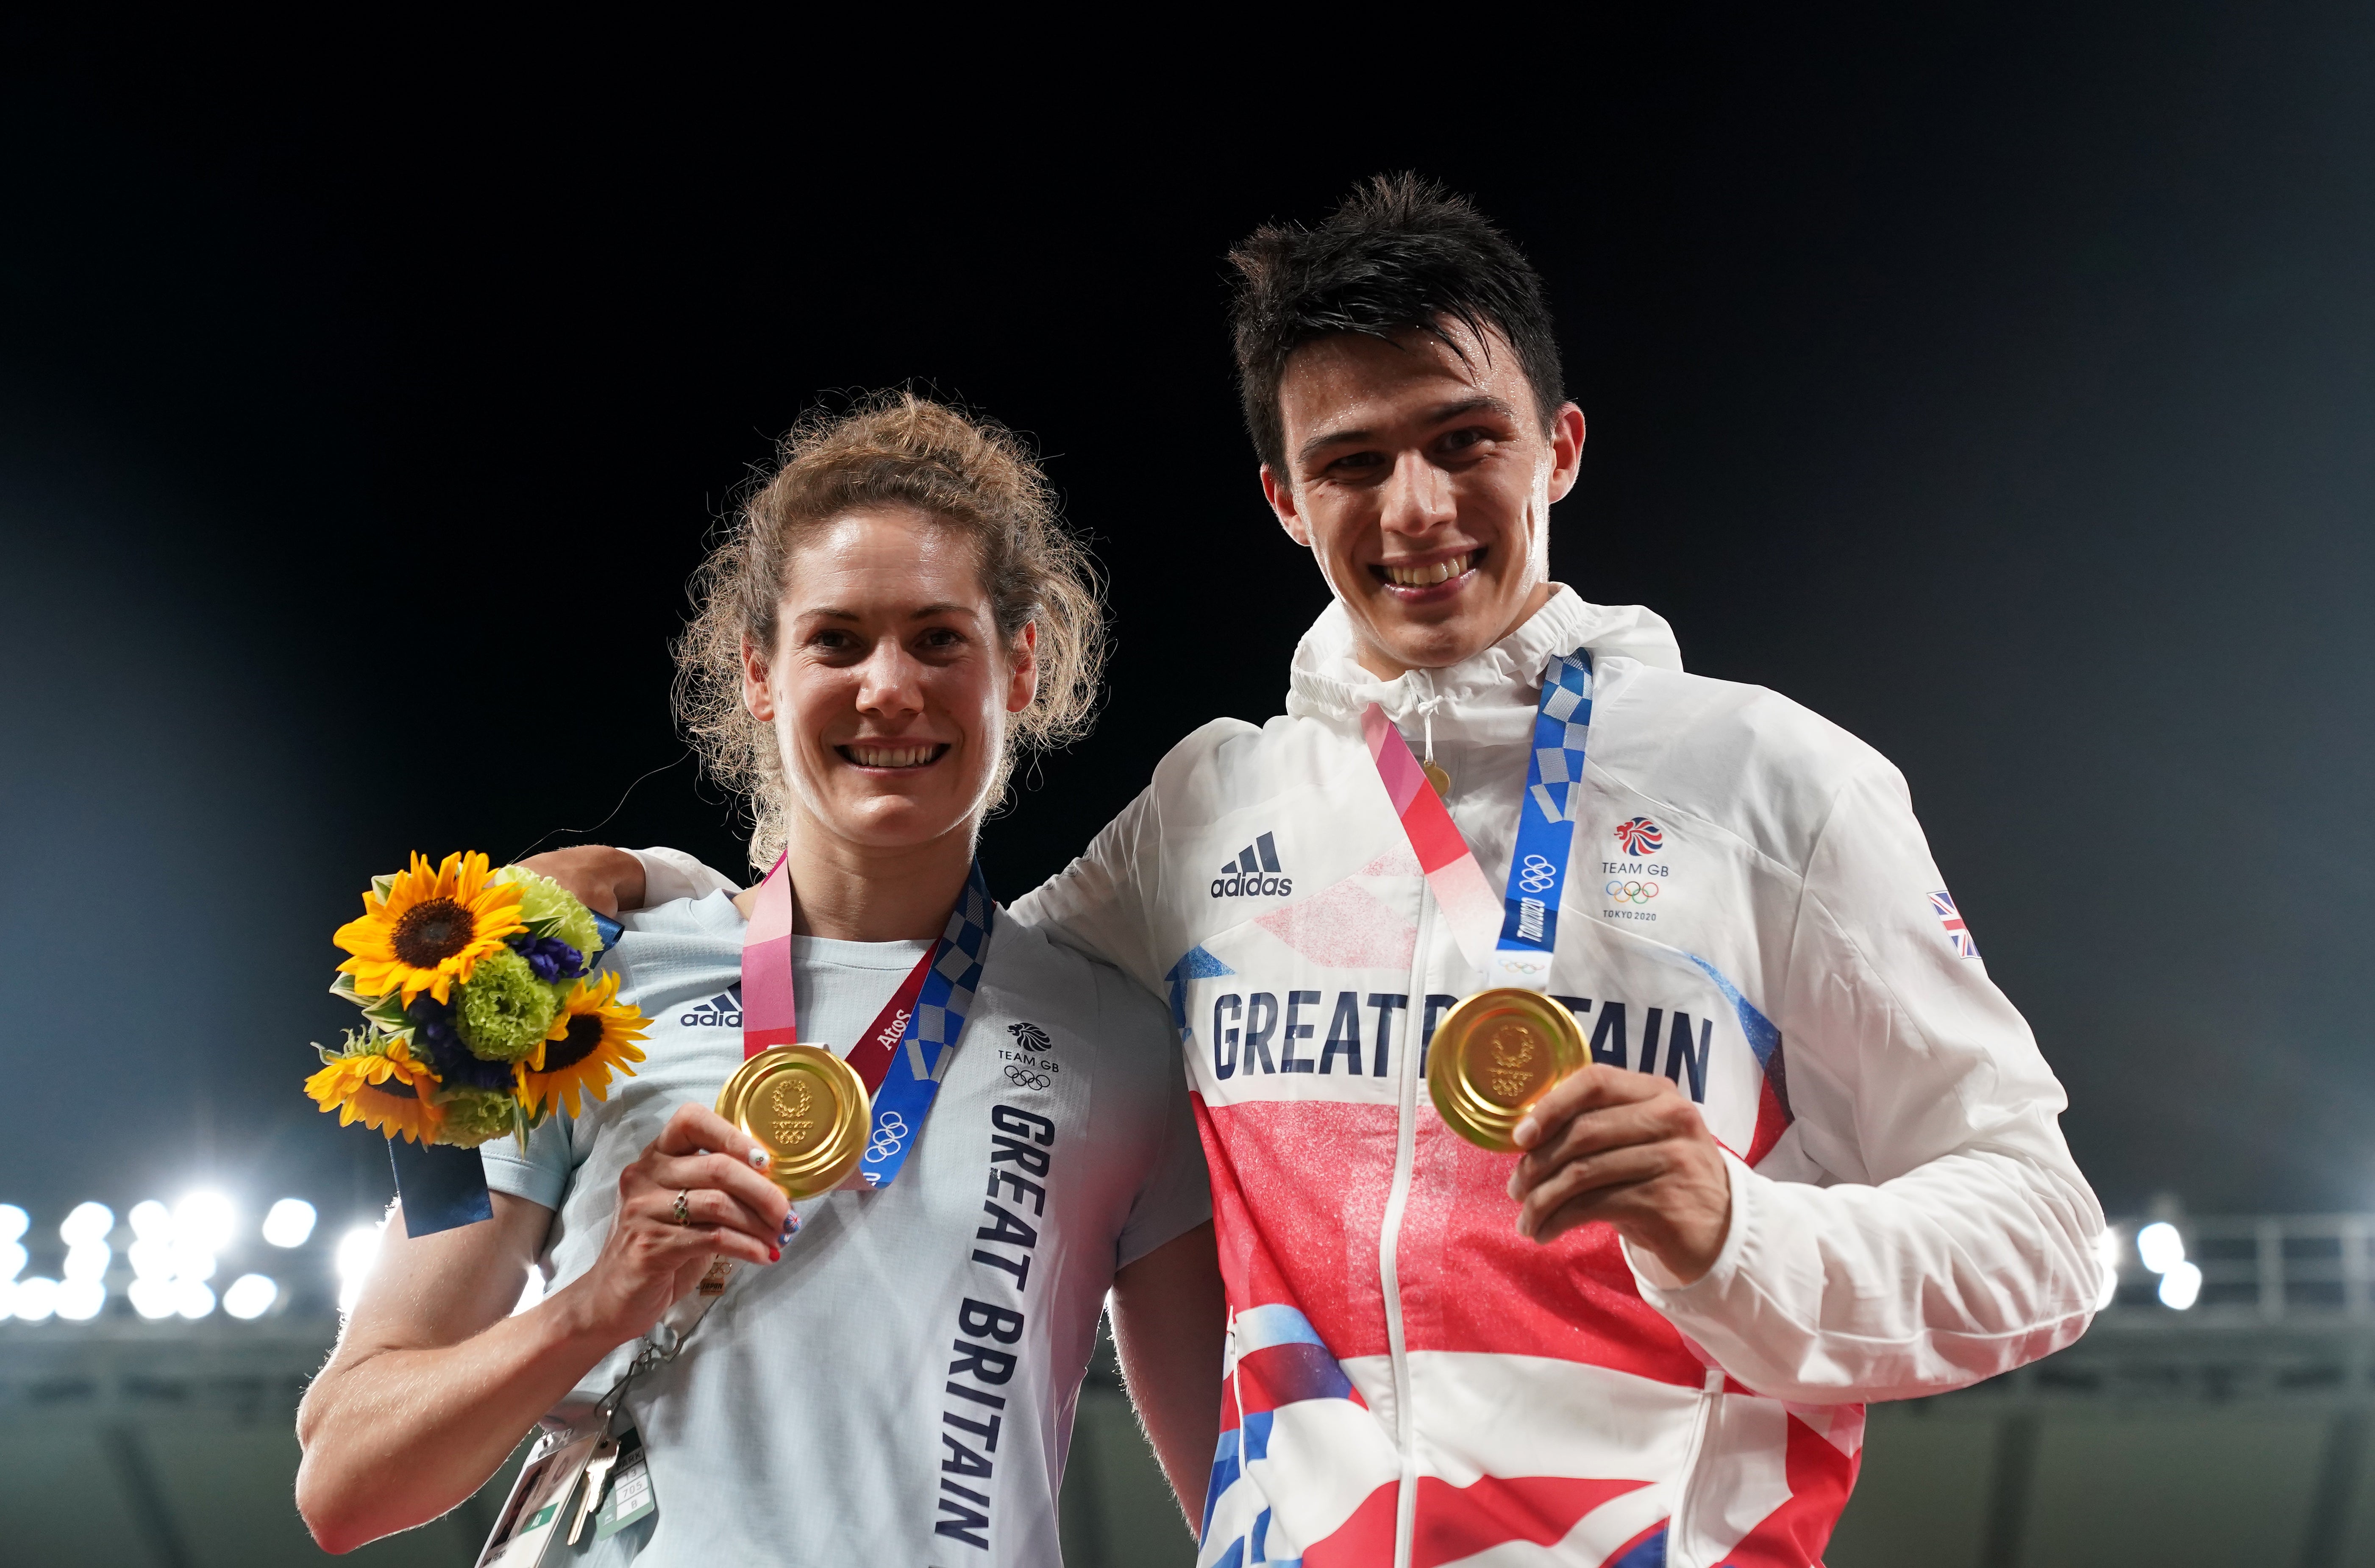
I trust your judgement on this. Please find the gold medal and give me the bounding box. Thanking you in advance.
[1427,988,1587,1151]
[715,1045,871,1199]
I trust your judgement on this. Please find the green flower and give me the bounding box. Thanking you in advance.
[494,866,604,970]
[451,949,558,1062]
[433,1085,518,1148]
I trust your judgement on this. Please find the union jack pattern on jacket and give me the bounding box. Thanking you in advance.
[1016,589,2102,1568]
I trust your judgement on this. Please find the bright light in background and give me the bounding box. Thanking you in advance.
[2094,1227,2122,1310]
[2159,1260,2204,1310]
[175,1192,235,1254]
[336,1225,382,1313]
[173,1279,216,1320]
[2136,1221,2186,1275]
[128,1277,175,1320]
[59,1201,113,1248]
[170,1241,218,1282]
[0,1240,24,1283]
[262,1199,317,1249]
[512,1267,545,1316]
[128,1200,172,1240]
[55,1278,105,1321]
[222,1274,278,1320]
[0,1204,29,1243]
[14,1277,58,1322]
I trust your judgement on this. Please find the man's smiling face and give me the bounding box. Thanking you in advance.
[1262,318,1585,679]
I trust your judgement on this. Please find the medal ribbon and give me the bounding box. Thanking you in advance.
[739,855,996,1188]
[1362,648,1595,991]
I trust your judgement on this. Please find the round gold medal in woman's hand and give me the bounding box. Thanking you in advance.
[1427,989,1588,1151]
[716,1046,870,1198]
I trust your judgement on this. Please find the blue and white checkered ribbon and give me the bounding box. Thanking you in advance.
[1489,649,1595,989]
[862,860,995,1187]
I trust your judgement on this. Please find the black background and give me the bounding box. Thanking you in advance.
[3,11,2371,1239]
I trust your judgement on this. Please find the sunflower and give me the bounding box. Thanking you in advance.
[305,1038,445,1145]
[335,851,527,1006]
[523,972,649,1119]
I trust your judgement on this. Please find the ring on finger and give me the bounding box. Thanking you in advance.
[672,1190,692,1226]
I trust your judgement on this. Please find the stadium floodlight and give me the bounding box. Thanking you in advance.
[0,1240,25,1284]
[336,1225,382,1313]
[14,1277,59,1322]
[2094,1228,2121,1310]
[0,1204,29,1244]
[262,1199,317,1249]
[128,1277,176,1320]
[128,1201,173,1241]
[223,1274,278,1320]
[62,1244,111,1283]
[59,1202,114,1248]
[127,1239,173,1280]
[55,1279,105,1321]
[175,1192,236,1254]
[172,1278,216,1320]
[513,1267,545,1316]
[2158,1259,2204,1310]
[2136,1221,2186,1275]
[170,1243,218,1284]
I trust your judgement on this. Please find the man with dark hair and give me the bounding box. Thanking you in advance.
[583,173,2102,1566]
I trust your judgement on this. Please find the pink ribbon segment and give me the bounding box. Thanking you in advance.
[740,854,799,1055]
[1361,704,1504,974]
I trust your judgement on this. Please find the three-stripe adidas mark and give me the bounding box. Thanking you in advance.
[1210,831,1293,899]
[680,989,743,1028]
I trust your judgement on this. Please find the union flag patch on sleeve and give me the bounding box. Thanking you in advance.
[1929,889,1978,958]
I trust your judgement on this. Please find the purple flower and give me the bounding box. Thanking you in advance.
[507,934,588,984]
[405,995,518,1089]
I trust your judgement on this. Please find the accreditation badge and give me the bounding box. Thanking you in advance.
[473,1412,609,1568]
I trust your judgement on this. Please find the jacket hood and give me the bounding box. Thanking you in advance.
[1284,585,1684,727]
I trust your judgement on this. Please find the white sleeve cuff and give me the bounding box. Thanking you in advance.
[1621,1146,1755,1301]
[630,845,742,907]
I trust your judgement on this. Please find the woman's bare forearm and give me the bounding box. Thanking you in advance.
[297,1284,628,1550]
[295,1194,621,1552]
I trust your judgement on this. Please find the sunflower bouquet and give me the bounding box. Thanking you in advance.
[306,851,649,1150]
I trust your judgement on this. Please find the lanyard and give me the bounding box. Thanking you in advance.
[739,854,995,1187]
[1362,649,1595,990]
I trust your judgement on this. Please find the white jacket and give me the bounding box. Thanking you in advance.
[635,587,2102,1567]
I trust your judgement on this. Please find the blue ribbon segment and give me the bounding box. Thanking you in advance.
[1493,650,1594,982]
[862,860,995,1187]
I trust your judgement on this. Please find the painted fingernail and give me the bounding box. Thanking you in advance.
[769,1246,781,1262]
[749,1148,772,1171]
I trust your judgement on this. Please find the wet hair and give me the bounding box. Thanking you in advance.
[1226,172,1566,483]
[676,390,1106,871]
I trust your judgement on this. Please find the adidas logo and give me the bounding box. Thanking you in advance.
[1210,832,1293,899]
[680,989,743,1029]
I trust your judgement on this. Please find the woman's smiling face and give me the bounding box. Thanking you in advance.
[742,506,1037,854]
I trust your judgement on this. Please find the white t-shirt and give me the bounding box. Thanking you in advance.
[481,891,1210,1566]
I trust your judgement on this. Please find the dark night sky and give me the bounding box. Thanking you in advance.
[3,11,2371,1237]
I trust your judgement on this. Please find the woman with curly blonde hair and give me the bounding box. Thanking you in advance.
[296,393,1224,1564]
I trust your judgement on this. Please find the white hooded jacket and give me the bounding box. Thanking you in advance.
[635,586,2102,1568]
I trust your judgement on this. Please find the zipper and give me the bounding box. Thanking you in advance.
[1666,1366,1724,1567]
[1378,846,1434,1568]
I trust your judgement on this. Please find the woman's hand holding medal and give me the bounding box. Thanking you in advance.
[568,1102,793,1342]
[1505,1066,1734,1285]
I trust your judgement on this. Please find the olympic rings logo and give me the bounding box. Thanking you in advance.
[1604,880,1659,904]
[1004,1065,1052,1090]
[1516,854,1558,894]
[1496,957,1549,975]
[864,1112,911,1163]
